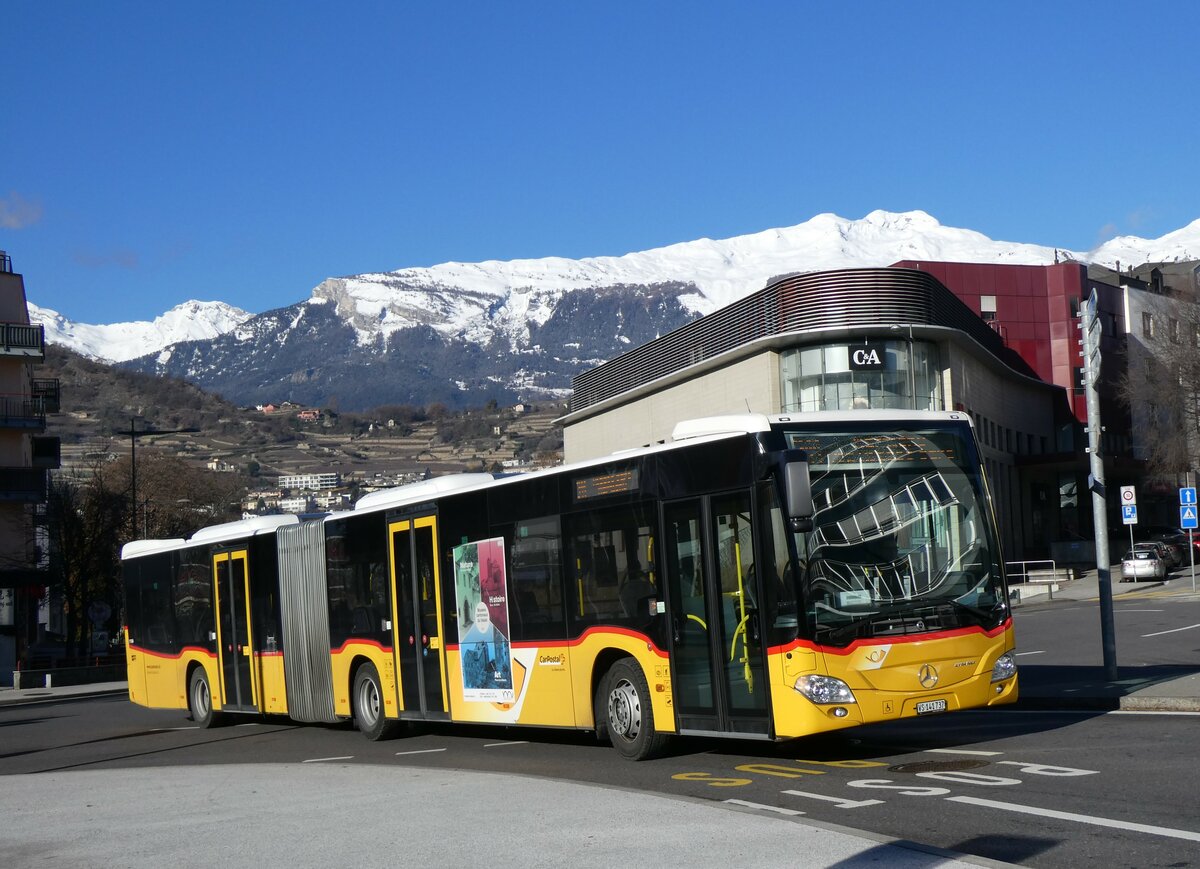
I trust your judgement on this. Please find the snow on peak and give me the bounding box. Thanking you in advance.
[28,210,1200,363]
[1089,217,1200,268]
[29,299,253,362]
[323,209,1066,321]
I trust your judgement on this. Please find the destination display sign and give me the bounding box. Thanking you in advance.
[573,467,640,502]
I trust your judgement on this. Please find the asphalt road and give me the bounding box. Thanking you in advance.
[4,583,1199,868]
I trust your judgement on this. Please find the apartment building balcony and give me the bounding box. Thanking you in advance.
[31,378,60,414]
[0,394,47,429]
[0,322,44,361]
[31,436,61,469]
[0,467,48,502]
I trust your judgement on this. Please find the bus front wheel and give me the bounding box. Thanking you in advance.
[352,662,395,741]
[601,659,668,761]
[188,667,223,728]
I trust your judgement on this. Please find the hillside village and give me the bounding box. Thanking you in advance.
[44,345,565,520]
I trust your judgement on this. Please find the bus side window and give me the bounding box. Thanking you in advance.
[508,517,565,641]
[566,504,659,635]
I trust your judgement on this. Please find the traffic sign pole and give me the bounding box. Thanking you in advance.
[1183,487,1198,593]
[1081,293,1118,681]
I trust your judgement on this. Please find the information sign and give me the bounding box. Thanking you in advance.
[1182,505,1198,530]
[1122,504,1138,525]
[1182,487,1197,506]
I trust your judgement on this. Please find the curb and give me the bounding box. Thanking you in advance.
[0,687,128,708]
[1014,694,1200,713]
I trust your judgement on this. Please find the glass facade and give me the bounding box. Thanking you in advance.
[780,339,941,412]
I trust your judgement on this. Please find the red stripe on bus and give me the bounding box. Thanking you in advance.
[330,638,393,655]
[128,644,217,661]
[767,617,1014,657]
[447,626,668,658]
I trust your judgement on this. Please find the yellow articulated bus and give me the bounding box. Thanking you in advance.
[121,411,1017,760]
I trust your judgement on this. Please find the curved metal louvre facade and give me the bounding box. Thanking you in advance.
[571,267,1008,411]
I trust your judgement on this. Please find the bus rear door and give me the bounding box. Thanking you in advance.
[212,549,258,713]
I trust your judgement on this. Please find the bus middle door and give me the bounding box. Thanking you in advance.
[388,514,450,720]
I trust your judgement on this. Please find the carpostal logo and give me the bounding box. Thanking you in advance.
[538,653,566,666]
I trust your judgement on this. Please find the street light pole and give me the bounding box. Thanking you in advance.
[128,417,201,540]
[130,417,138,539]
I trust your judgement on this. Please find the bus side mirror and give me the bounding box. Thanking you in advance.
[784,457,814,532]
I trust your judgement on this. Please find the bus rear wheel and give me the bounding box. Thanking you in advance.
[353,662,395,741]
[601,659,669,760]
[188,667,223,728]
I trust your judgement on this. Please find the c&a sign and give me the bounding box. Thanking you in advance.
[849,342,887,371]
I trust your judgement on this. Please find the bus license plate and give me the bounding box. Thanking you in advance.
[916,699,947,715]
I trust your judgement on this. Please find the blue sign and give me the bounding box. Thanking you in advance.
[1182,505,1198,529]
[1122,504,1138,525]
[1182,487,1197,506]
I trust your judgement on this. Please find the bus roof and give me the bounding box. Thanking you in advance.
[120,514,301,560]
[121,411,973,559]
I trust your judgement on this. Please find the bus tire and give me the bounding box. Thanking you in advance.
[601,659,668,761]
[188,667,223,728]
[352,662,395,741]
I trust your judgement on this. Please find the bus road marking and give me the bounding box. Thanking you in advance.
[1142,623,1200,638]
[395,748,447,756]
[948,795,1200,843]
[724,799,805,816]
[782,789,884,809]
[926,749,1003,756]
[302,755,354,763]
[485,740,529,748]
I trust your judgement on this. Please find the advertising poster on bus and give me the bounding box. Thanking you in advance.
[452,536,514,702]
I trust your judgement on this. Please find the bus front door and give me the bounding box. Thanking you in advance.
[212,550,258,713]
[663,494,770,736]
[388,515,450,720]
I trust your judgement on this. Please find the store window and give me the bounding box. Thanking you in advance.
[779,339,941,412]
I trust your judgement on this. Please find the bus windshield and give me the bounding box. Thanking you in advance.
[782,424,1007,647]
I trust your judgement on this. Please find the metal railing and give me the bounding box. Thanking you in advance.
[0,322,44,356]
[0,394,47,428]
[1006,559,1075,600]
[32,378,60,413]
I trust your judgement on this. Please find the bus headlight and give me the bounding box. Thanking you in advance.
[795,674,857,705]
[991,652,1017,683]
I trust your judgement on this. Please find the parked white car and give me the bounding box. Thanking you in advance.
[1121,549,1166,581]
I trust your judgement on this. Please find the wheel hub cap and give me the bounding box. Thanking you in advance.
[608,679,641,740]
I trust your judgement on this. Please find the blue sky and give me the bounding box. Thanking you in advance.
[2,1,1198,323]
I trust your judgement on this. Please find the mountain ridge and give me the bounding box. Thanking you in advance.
[28,210,1200,411]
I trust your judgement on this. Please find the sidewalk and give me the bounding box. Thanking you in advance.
[1010,562,1200,712]
[0,679,128,707]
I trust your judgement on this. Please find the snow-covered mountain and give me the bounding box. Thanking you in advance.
[29,210,1200,410]
[30,299,252,363]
